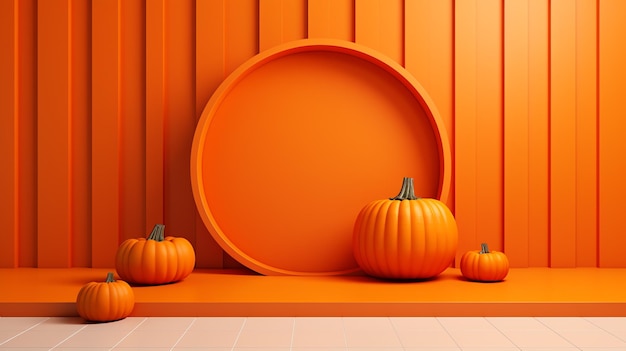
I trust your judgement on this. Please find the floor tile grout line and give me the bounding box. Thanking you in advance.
[107,317,147,351]
[483,317,522,350]
[289,317,295,351]
[169,317,196,351]
[435,317,463,350]
[0,317,49,347]
[584,316,626,343]
[387,316,407,348]
[229,316,247,351]
[533,317,583,350]
[340,316,348,348]
[48,324,88,350]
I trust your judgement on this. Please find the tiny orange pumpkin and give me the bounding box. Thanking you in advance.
[115,224,196,285]
[460,243,509,282]
[76,272,134,322]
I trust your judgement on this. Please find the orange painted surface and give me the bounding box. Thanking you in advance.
[37,0,72,267]
[191,40,451,275]
[598,0,626,267]
[91,0,122,268]
[120,0,148,249]
[574,0,598,268]
[355,0,403,65]
[404,0,455,213]
[503,0,551,267]
[2,268,626,317]
[307,0,354,41]
[503,0,531,267]
[1,0,626,270]
[526,0,550,268]
[259,0,306,51]
[163,0,197,268]
[550,0,578,268]
[145,0,166,230]
[194,0,226,269]
[69,0,91,267]
[454,0,504,265]
[12,0,38,268]
[0,0,18,268]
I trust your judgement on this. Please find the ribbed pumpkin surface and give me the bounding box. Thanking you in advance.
[352,178,458,279]
[460,243,510,282]
[76,272,134,322]
[115,224,196,285]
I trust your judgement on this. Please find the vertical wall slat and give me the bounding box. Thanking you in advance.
[503,0,530,267]
[404,0,455,212]
[598,0,626,267]
[574,0,598,267]
[454,0,479,264]
[163,0,197,247]
[195,0,225,113]
[307,0,354,41]
[120,0,147,241]
[0,0,18,267]
[474,0,504,256]
[194,0,226,268]
[355,0,403,65]
[259,0,284,51]
[281,0,307,43]
[527,0,550,267]
[549,0,577,267]
[454,0,504,263]
[37,0,72,267]
[17,0,38,267]
[224,0,258,77]
[221,0,259,268]
[502,0,550,267]
[91,0,121,268]
[260,0,307,51]
[145,0,165,232]
[70,0,92,266]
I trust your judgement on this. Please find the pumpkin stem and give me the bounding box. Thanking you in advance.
[105,272,115,283]
[479,243,490,254]
[147,224,166,241]
[390,177,419,201]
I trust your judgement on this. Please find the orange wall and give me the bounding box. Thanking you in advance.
[1,0,625,269]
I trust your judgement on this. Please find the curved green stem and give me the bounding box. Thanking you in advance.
[105,272,115,283]
[389,177,419,201]
[479,243,490,254]
[147,224,166,241]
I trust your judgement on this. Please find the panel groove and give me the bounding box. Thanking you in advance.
[0,0,19,267]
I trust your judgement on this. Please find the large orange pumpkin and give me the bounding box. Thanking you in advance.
[115,224,196,285]
[460,243,509,282]
[76,272,134,322]
[352,177,458,279]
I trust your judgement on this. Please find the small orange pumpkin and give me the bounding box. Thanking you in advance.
[76,272,134,322]
[460,243,509,282]
[115,224,196,285]
[352,177,458,279]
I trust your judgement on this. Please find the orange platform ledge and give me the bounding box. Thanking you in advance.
[1,267,625,317]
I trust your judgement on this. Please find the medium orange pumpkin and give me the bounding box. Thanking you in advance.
[115,224,196,285]
[460,243,509,282]
[352,177,458,279]
[76,272,134,322]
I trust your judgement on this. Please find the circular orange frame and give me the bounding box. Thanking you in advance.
[191,39,451,276]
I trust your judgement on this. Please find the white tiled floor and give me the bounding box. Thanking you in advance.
[0,316,625,350]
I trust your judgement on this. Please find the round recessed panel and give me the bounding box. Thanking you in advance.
[191,39,451,275]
